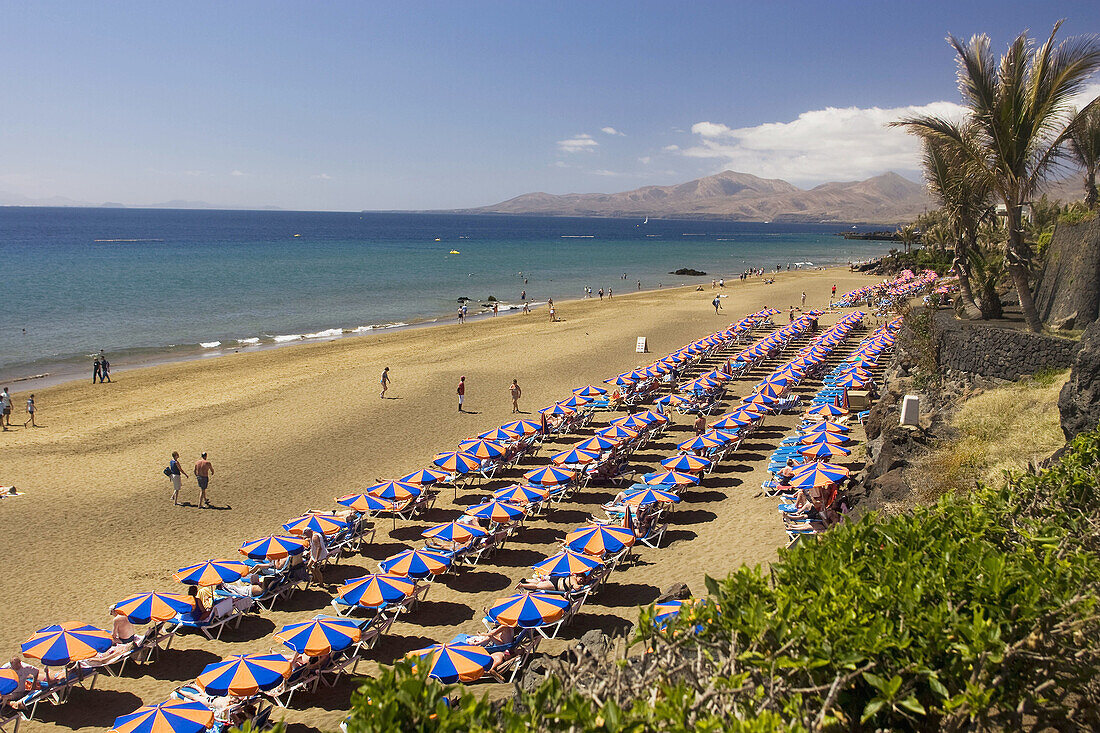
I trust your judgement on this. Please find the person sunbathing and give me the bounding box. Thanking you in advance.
[225,573,275,598]
[110,610,139,646]
[186,584,215,622]
[3,658,39,708]
[777,459,798,486]
[517,571,587,593]
[465,623,518,673]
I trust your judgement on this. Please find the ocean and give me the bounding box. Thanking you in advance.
[0,208,894,384]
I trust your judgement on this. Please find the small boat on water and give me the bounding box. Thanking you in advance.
[449,249,460,254]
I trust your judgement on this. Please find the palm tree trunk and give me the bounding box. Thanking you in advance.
[951,244,981,319]
[1006,204,1043,331]
[1086,170,1098,210]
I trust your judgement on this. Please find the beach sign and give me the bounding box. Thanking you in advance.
[636,337,648,353]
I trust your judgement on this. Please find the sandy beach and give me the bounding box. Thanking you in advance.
[0,267,878,731]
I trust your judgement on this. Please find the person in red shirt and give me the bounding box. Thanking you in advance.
[457,376,466,412]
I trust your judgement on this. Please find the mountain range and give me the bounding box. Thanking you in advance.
[467,170,936,224]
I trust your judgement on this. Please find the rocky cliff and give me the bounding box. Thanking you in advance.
[1034,217,1100,329]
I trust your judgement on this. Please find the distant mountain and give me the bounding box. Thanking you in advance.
[0,192,282,211]
[468,170,936,225]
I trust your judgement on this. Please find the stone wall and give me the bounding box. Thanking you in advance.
[1059,319,1100,440]
[936,312,1079,381]
[1034,217,1100,329]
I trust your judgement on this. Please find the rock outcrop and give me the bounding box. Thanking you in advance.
[1034,217,1100,329]
[1059,319,1100,440]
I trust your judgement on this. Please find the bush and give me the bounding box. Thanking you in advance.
[339,431,1100,732]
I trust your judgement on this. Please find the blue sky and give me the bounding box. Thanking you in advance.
[1,1,1098,210]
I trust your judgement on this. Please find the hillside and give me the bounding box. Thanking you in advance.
[468,170,936,224]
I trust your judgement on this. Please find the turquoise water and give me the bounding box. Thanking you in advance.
[0,208,893,381]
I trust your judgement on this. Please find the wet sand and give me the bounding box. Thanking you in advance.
[0,268,877,731]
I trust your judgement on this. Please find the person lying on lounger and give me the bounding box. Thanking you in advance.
[465,623,518,673]
[3,658,39,707]
[517,571,588,593]
[777,459,798,486]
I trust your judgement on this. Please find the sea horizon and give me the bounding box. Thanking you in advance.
[0,207,895,386]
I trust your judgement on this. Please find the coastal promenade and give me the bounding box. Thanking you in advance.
[0,268,880,730]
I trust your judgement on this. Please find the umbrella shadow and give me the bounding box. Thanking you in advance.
[276,588,334,613]
[35,688,143,729]
[487,547,545,568]
[285,724,327,733]
[128,646,222,681]
[662,528,698,545]
[594,582,661,607]
[543,509,590,525]
[325,562,374,584]
[441,570,513,593]
[390,525,427,542]
[512,527,562,546]
[359,541,408,560]
[372,633,439,662]
[688,490,729,503]
[670,509,719,525]
[218,615,276,643]
[558,612,634,639]
[415,599,476,626]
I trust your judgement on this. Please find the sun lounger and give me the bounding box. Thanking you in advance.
[19,665,97,719]
[0,706,22,733]
[268,660,322,707]
[165,596,244,641]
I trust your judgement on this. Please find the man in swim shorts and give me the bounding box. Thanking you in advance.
[457,376,466,412]
[194,452,213,508]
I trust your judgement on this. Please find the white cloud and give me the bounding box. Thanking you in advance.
[638,156,652,165]
[230,169,247,177]
[681,101,968,184]
[601,126,625,136]
[311,173,333,180]
[1070,81,1100,111]
[557,134,599,153]
[590,169,625,177]
[551,160,573,168]
[662,144,680,152]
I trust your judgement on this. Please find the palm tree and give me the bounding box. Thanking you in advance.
[896,223,918,255]
[919,130,996,318]
[893,22,1100,332]
[1067,98,1100,209]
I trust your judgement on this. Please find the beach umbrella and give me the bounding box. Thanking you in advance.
[365,481,422,502]
[677,434,723,452]
[486,593,570,629]
[239,534,309,561]
[802,419,850,434]
[730,404,766,419]
[800,431,849,446]
[432,451,482,474]
[493,484,550,504]
[196,653,290,696]
[564,524,636,556]
[642,470,700,487]
[539,403,575,417]
[21,622,113,665]
[380,548,452,578]
[399,468,450,486]
[476,427,521,443]
[654,394,690,408]
[336,492,389,513]
[798,442,852,460]
[108,700,214,733]
[574,435,620,452]
[610,414,654,430]
[806,403,848,418]
[572,385,607,397]
[533,550,604,577]
[559,395,590,409]
[605,374,636,386]
[422,521,488,544]
[754,382,787,398]
[336,574,417,608]
[0,668,18,697]
[834,373,870,388]
[275,616,361,656]
[111,592,195,624]
[173,559,250,586]
[639,409,669,424]
[523,466,575,486]
[789,462,850,488]
[466,499,527,524]
[653,599,691,629]
[501,419,542,436]
[743,392,778,407]
[705,429,741,444]
[623,487,682,507]
[407,643,491,684]
[660,454,712,473]
[711,414,753,430]
[596,425,640,440]
[457,439,506,460]
[283,512,350,536]
[551,447,600,466]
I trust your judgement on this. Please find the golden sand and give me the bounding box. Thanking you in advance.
[0,268,877,730]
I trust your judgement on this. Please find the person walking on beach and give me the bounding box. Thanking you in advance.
[100,357,111,382]
[93,357,101,384]
[636,280,641,290]
[712,295,722,315]
[194,452,213,508]
[523,301,530,314]
[167,451,188,505]
[608,288,612,299]
[380,366,391,398]
[801,291,807,308]
[22,395,36,428]
[547,298,555,323]
[457,376,466,412]
[0,387,11,430]
[598,288,604,300]
[509,379,522,413]
[831,283,837,299]
[457,305,465,324]
[462,303,468,321]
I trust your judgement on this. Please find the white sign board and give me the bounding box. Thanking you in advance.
[636,337,648,353]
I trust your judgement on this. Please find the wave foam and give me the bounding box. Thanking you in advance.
[237,337,260,345]
[305,328,342,339]
[272,334,303,343]
[200,341,222,348]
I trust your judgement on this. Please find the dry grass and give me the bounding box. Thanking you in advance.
[912,370,1069,502]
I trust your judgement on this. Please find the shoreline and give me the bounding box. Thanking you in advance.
[2,266,847,394]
